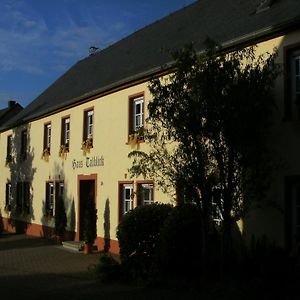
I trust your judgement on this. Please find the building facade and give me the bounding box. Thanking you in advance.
[1,0,300,253]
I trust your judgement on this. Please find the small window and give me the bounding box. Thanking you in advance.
[129,95,144,136]
[83,109,93,147]
[285,47,300,119]
[43,123,51,154]
[291,50,300,107]
[5,182,12,211]
[20,130,27,160]
[45,181,64,216]
[137,183,154,206]
[6,135,13,164]
[119,183,134,219]
[16,181,30,213]
[46,182,54,216]
[61,117,70,151]
[211,187,223,226]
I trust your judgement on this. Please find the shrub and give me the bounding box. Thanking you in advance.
[156,203,205,277]
[116,202,173,281]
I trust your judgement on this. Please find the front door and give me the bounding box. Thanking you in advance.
[79,179,95,240]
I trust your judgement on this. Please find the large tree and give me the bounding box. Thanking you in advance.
[128,45,280,267]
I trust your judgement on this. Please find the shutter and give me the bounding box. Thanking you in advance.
[129,98,134,134]
[45,182,50,213]
[83,111,87,141]
[118,184,123,222]
[137,184,143,206]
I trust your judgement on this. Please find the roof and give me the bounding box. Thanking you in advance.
[0,102,23,127]
[2,0,300,131]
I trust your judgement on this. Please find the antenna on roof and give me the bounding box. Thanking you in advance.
[89,46,99,56]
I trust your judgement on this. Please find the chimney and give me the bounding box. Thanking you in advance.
[8,100,16,108]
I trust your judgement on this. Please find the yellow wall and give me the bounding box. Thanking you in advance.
[1,29,300,250]
[0,82,169,244]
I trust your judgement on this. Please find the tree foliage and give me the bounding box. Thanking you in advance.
[129,45,280,259]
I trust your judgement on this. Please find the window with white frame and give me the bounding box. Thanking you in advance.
[120,183,133,217]
[133,97,144,132]
[43,123,51,153]
[61,117,70,150]
[129,95,144,136]
[5,182,12,211]
[45,181,64,216]
[137,183,154,206]
[83,109,94,146]
[285,48,300,119]
[211,187,223,226]
[291,50,300,107]
[6,135,13,163]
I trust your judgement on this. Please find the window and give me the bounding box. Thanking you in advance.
[119,183,134,219]
[211,187,223,226]
[137,183,154,206]
[5,182,12,211]
[43,123,51,153]
[285,47,300,119]
[45,181,64,216]
[129,95,144,135]
[291,50,300,107]
[61,117,70,150]
[20,130,27,160]
[6,135,13,163]
[83,109,93,141]
[16,181,30,213]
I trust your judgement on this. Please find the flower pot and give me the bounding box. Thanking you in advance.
[84,242,93,254]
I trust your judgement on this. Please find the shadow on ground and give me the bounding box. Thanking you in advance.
[0,232,55,251]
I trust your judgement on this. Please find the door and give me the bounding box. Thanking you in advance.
[79,179,95,240]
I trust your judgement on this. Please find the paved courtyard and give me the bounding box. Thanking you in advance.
[0,232,199,300]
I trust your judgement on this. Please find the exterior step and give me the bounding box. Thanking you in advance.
[62,240,84,252]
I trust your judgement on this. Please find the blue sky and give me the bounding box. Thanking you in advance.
[0,0,196,109]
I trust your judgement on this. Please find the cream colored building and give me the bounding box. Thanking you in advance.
[1,0,300,253]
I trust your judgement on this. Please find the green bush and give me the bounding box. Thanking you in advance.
[116,203,173,280]
[156,203,205,277]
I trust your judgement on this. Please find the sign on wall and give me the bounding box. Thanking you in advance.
[72,155,104,170]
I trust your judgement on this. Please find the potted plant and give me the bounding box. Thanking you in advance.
[59,144,69,159]
[83,195,97,254]
[81,137,93,155]
[41,147,50,161]
[54,196,67,245]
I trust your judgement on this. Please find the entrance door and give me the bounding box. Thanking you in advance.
[79,179,95,240]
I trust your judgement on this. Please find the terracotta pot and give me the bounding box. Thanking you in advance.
[84,242,92,254]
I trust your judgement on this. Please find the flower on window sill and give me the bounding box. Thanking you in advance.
[128,127,144,147]
[59,144,69,159]
[81,138,93,155]
[41,147,51,161]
